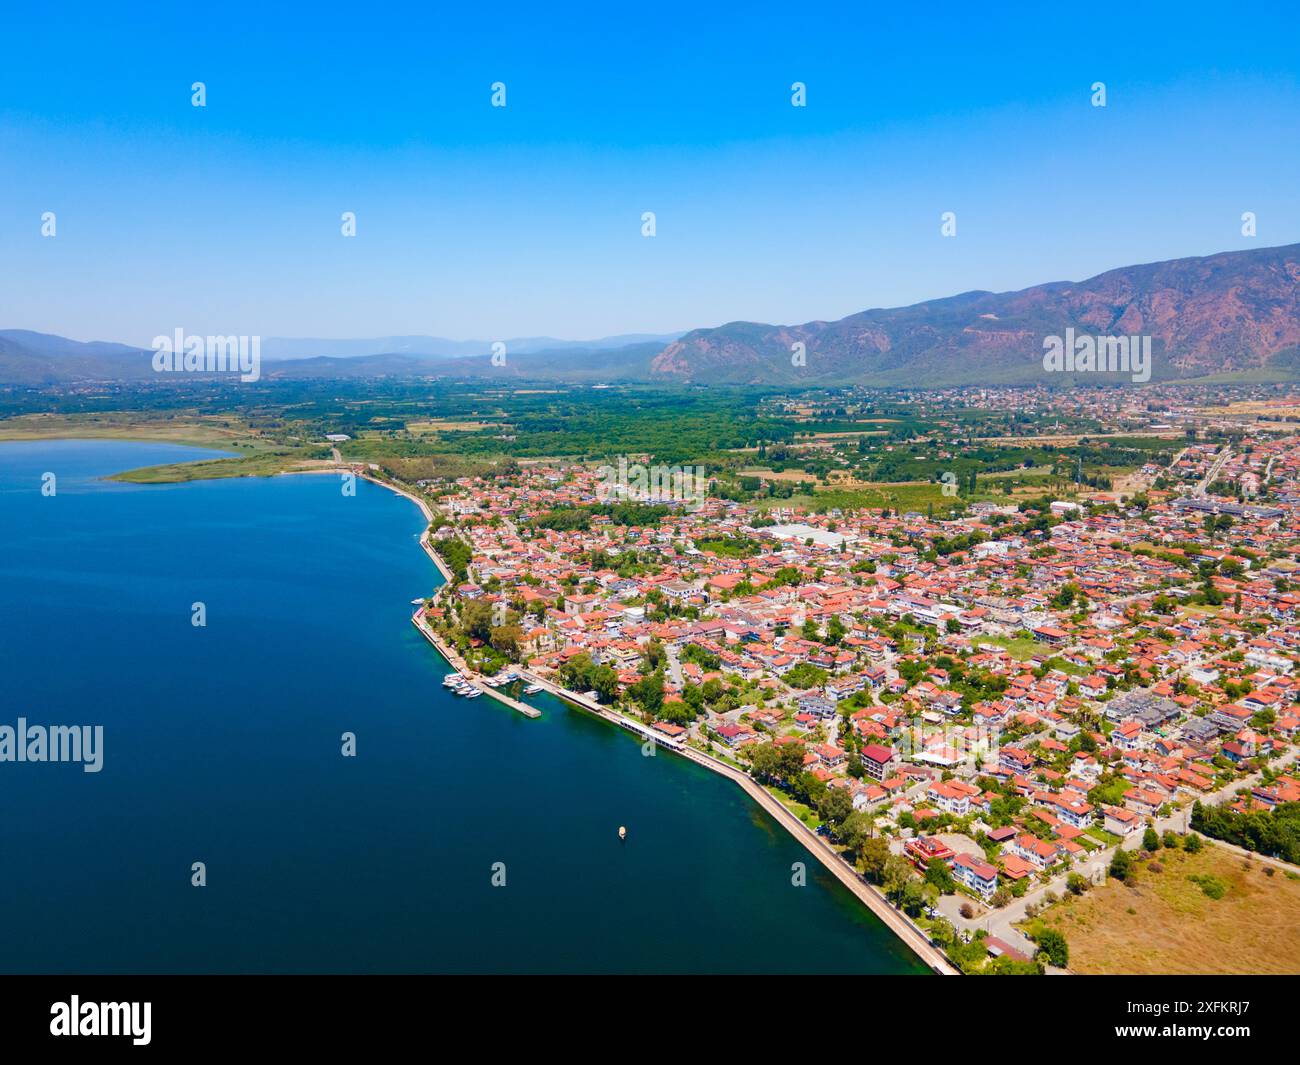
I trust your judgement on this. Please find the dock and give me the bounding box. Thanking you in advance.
[411,609,540,719]
[516,670,684,750]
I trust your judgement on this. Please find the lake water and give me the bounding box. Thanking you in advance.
[0,439,926,974]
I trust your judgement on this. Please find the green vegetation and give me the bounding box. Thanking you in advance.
[530,502,671,531]
[1192,800,1300,864]
[557,652,619,703]
[693,535,762,558]
[435,536,473,583]
[1033,927,1070,968]
[1187,873,1228,900]
[110,448,321,482]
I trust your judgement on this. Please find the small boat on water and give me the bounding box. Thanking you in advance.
[464,688,482,699]
[618,826,627,841]
[524,684,543,695]
[442,673,461,687]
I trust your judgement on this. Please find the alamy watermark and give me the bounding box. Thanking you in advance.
[596,456,708,511]
[1043,327,1150,383]
[893,716,1004,762]
[151,329,261,382]
[51,996,150,1045]
[0,717,103,772]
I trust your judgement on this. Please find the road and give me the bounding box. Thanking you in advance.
[665,646,685,689]
[1195,445,1232,497]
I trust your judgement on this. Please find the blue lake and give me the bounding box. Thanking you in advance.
[0,440,926,974]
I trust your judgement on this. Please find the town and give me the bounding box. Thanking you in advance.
[399,389,1300,974]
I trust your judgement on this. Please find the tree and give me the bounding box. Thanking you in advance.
[644,639,665,671]
[749,740,805,785]
[882,855,913,903]
[1109,847,1133,881]
[627,671,665,716]
[489,624,521,658]
[858,836,891,883]
[593,667,619,704]
[1052,582,1081,609]
[900,879,926,917]
[825,615,847,645]
[1066,872,1088,896]
[925,857,956,894]
[840,811,874,856]
[929,917,956,949]
[1143,827,1160,852]
[817,786,853,829]
[784,662,829,690]
[558,652,619,703]
[461,600,494,642]
[1035,928,1069,968]
[1184,832,1203,854]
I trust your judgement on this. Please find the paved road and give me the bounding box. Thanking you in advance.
[1195,445,1232,498]
[665,647,685,689]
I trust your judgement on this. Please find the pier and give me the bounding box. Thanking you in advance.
[411,609,540,719]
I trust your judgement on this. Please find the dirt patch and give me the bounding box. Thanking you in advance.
[1026,844,1300,974]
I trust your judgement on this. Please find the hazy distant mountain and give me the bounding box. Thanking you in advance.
[650,243,1300,385]
[261,342,666,381]
[0,330,676,385]
[0,330,153,385]
[261,332,683,361]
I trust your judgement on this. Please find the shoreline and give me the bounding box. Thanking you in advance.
[340,462,956,974]
[92,449,953,974]
[288,465,538,718]
[410,609,541,719]
[515,669,955,974]
[281,464,455,583]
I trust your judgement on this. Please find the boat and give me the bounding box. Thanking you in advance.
[464,688,482,699]
[524,684,543,695]
[618,826,627,841]
[442,673,462,688]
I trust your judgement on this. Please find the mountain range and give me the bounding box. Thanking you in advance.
[4,243,1299,387]
[652,243,1300,385]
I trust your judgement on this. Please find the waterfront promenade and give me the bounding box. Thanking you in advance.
[517,670,957,974]
[338,463,952,972]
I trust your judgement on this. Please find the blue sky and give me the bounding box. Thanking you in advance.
[2,1,1298,346]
